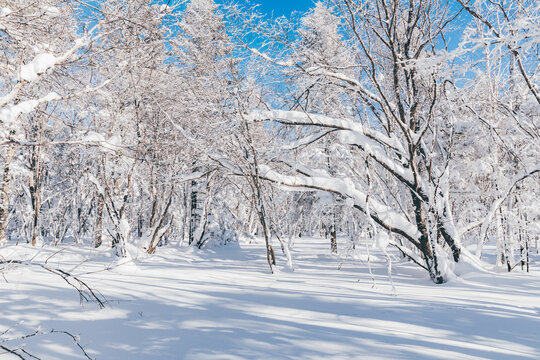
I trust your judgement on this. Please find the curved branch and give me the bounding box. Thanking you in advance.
[476,163,540,256]
[258,165,422,249]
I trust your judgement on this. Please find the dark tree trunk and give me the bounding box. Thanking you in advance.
[330,221,337,254]
[412,191,443,283]
[0,145,16,244]
[147,189,174,254]
[95,194,104,248]
[189,180,198,245]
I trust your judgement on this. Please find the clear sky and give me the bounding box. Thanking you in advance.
[249,0,315,17]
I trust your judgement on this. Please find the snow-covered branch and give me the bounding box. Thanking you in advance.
[258,165,422,247]
[248,109,419,193]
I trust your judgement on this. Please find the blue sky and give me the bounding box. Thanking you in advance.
[249,0,315,17]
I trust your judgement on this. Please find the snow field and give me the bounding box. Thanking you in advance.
[1,237,539,359]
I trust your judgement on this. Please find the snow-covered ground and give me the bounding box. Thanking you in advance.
[1,237,539,360]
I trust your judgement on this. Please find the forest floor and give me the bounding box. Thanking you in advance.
[1,236,539,360]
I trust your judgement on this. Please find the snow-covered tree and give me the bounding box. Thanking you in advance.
[451,0,540,270]
[248,0,480,282]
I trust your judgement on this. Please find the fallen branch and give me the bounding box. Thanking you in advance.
[1,328,95,360]
[0,344,25,359]
[0,260,106,308]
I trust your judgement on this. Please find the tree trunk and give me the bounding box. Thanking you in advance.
[182,183,190,246]
[147,189,174,254]
[189,180,198,245]
[412,192,443,283]
[95,194,104,248]
[195,181,213,248]
[330,221,337,254]
[0,145,16,246]
[29,146,43,247]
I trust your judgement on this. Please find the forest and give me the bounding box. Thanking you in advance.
[0,0,539,358]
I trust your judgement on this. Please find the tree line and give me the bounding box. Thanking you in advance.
[0,0,538,282]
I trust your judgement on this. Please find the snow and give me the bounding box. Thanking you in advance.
[13,36,89,85]
[2,238,538,360]
[107,134,122,147]
[258,164,422,242]
[248,48,296,67]
[247,109,409,167]
[0,92,60,125]
[248,110,402,150]
[476,162,540,256]
[80,132,124,153]
[0,7,12,17]
[375,232,390,249]
[304,67,393,111]
[338,130,414,183]
[20,53,59,82]
[83,131,107,143]
[44,6,60,17]
[159,4,171,13]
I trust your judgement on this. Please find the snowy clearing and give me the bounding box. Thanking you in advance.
[1,237,539,360]
[1,1,539,358]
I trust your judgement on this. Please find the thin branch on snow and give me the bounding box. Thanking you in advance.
[0,260,106,308]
